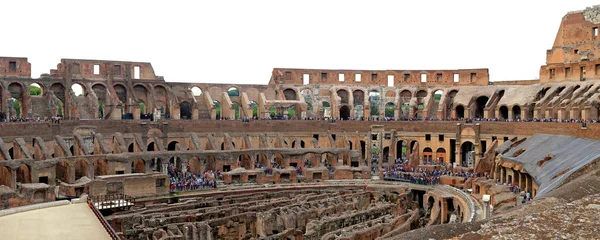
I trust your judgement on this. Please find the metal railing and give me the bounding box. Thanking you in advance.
[87,199,120,240]
[91,194,135,210]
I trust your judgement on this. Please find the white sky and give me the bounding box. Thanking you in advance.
[2,0,598,84]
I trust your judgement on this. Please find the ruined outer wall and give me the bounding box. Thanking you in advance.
[541,6,600,82]
[271,68,489,86]
[0,57,31,77]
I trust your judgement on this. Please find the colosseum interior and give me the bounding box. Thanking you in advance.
[1,4,600,240]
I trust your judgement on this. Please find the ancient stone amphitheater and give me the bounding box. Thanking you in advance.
[1,5,600,240]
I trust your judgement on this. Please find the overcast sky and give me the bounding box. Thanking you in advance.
[2,1,598,84]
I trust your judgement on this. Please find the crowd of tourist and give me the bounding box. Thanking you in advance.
[383,158,487,185]
[168,163,217,192]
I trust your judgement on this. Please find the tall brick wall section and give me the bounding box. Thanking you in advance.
[0,120,597,141]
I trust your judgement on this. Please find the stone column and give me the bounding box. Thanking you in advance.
[10,169,17,189]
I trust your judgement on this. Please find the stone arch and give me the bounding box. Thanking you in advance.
[191,86,203,96]
[240,154,252,169]
[71,82,86,96]
[92,84,107,118]
[461,141,475,167]
[113,84,128,105]
[188,157,202,175]
[132,158,146,173]
[446,90,459,119]
[147,142,156,151]
[353,89,365,106]
[228,87,240,97]
[50,83,66,103]
[337,89,349,104]
[474,96,489,119]
[423,147,433,164]
[29,82,44,96]
[206,155,217,171]
[0,166,11,187]
[499,105,509,119]
[399,90,412,118]
[56,160,71,183]
[94,159,108,176]
[435,148,446,164]
[274,153,286,167]
[74,159,89,180]
[283,88,297,100]
[168,141,179,151]
[512,105,521,119]
[456,105,465,119]
[256,153,269,168]
[291,140,306,148]
[385,102,395,118]
[17,164,31,184]
[396,140,407,160]
[383,146,390,164]
[369,90,381,116]
[180,101,192,119]
[339,105,351,120]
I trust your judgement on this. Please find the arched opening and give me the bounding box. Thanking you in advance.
[429,90,443,117]
[410,140,418,158]
[138,100,146,114]
[415,90,427,118]
[132,158,146,173]
[399,90,412,118]
[283,89,297,100]
[456,105,465,119]
[213,101,221,119]
[396,140,406,160]
[499,106,509,119]
[113,84,128,105]
[256,153,269,168]
[50,83,66,103]
[461,141,475,167]
[0,166,11,187]
[369,90,380,116]
[8,147,14,160]
[339,105,350,120]
[291,140,306,148]
[71,83,86,96]
[92,84,107,119]
[512,105,521,119]
[147,142,156,151]
[206,156,216,171]
[168,141,179,151]
[446,90,458,119]
[474,96,489,119]
[435,148,446,165]
[74,160,88,180]
[191,87,202,96]
[180,101,192,119]
[228,87,240,97]
[56,160,70,183]
[250,101,258,117]
[360,140,366,160]
[8,97,22,119]
[17,164,31,184]
[128,143,134,153]
[337,89,349,104]
[94,159,107,176]
[240,154,252,169]
[29,83,42,96]
[383,147,390,164]
[232,102,240,119]
[274,153,286,168]
[423,147,433,164]
[385,102,395,118]
[188,157,202,175]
